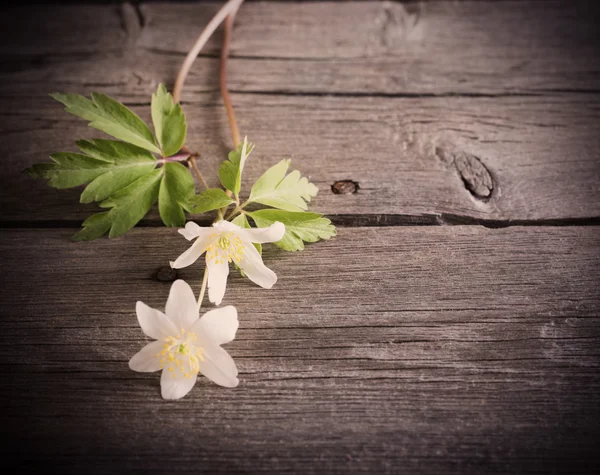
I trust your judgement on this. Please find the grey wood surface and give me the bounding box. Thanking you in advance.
[3,1,599,94]
[1,1,599,473]
[5,93,600,223]
[1,2,600,223]
[1,227,600,474]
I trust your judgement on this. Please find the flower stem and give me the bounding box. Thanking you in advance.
[197,267,209,311]
[173,0,244,104]
[220,14,240,149]
[157,152,191,164]
[217,11,242,217]
[224,200,248,221]
[188,155,209,189]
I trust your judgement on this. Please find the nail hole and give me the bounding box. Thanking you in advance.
[331,180,360,194]
[156,266,177,282]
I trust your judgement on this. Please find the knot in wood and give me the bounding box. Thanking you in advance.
[435,147,493,200]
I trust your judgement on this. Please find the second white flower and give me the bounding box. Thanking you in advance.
[171,220,285,305]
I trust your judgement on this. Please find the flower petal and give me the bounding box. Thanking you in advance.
[213,220,241,232]
[136,301,178,340]
[235,243,277,289]
[178,221,214,241]
[197,340,239,388]
[207,259,230,305]
[171,232,214,269]
[191,306,239,345]
[165,280,198,331]
[129,340,164,372]
[160,369,198,400]
[239,221,285,244]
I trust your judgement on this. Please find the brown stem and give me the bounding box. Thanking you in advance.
[188,156,209,189]
[173,0,244,104]
[217,11,241,220]
[220,14,240,149]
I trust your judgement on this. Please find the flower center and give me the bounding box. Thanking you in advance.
[218,236,230,249]
[155,329,204,379]
[204,232,245,265]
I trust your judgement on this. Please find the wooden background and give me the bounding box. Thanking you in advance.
[1,1,599,473]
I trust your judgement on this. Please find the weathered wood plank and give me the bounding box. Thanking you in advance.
[2,1,599,225]
[2,93,599,223]
[2,1,599,95]
[1,226,599,472]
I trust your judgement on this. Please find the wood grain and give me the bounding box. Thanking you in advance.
[1,226,599,473]
[1,1,600,473]
[2,92,599,224]
[2,2,599,225]
[2,1,599,95]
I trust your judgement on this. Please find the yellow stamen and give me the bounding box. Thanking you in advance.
[159,332,203,378]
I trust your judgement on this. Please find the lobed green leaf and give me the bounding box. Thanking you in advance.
[27,153,111,189]
[248,209,336,252]
[29,90,199,240]
[74,169,163,241]
[151,84,187,157]
[158,162,196,227]
[78,140,157,203]
[248,159,318,212]
[51,92,160,153]
[26,139,157,203]
[218,137,254,195]
[189,188,235,214]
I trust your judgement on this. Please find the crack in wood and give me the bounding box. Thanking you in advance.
[132,2,146,30]
[119,2,145,48]
[227,89,540,99]
[2,215,600,230]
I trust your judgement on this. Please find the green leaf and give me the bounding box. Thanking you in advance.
[248,159,318,211]
[218,137,254,195]
[248,209,336,252]
[74,169,163,240]
[231,213,250,228]
[26,163,55,179]
[25,139,157,203]
[51,92,160,154]
[151,84,187,157]
[28,90,196,240]
[76,138,148,162]
[78,140,157,203]
[27,153,112,189]
[99,169,163,237]
[158,162,196,227]
[72,212,112,241]
[189,188,235,214]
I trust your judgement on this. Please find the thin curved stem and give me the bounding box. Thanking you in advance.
[173,0,244,104]
[220,14,241,149]
[217,10,242,217]
[197,267,209,311]
[157,152,191,165]
[188,156,209,189]
[224,200,248,221]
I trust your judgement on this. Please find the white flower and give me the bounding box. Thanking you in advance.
[171,220,285,305]
[129,280,239,399]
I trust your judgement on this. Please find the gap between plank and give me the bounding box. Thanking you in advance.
[2,214,599,230]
